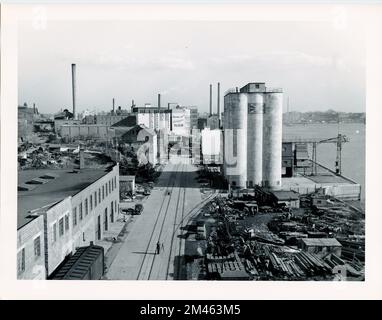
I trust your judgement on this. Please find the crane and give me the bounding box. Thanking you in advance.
[311,133,349,176]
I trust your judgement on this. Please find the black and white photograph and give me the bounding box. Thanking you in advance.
[1,1,382,300]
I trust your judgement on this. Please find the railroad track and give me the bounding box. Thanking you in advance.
[146,162,186,280]
[135,163,180,280]
[136,161,219,280]
[165,163,188,280]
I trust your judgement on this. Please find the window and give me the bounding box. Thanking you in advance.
[104,208,108,231]
[52,223,57,242]
[79,203,83,221]
[85,199,89,216]
[59,218,64,236]
[109,181,111,194]
[65,215,69,231]
[111,180,114,192]
[110,202,114,223]
[90,195,93,211]
[102,186,105,200]
[73,208,77,227]
[99,189,101,203]
[17,248,25,274]
[115,200,117,213]
[34,236,41,257]
[105,184,108,197]
[95,191,97,207]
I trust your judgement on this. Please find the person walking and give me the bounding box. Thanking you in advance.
[156,241,160,254]
[161,242,165,253]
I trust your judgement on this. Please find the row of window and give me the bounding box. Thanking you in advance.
[52,213,70,243]
[17,236,41,274]
[73,176,117,228]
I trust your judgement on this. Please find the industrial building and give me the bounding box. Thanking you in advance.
[132,95,172,132]
[201,128,223,164]
[223,82,283,190]
[171,106,191,137]
[58,124,114,140]
[17,164,120,279]
[188,106,199,129]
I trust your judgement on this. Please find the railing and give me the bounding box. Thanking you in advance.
[224,87,283,95]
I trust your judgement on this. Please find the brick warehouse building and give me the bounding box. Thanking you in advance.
[17,164,120,279]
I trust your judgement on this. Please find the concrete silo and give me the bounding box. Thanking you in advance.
[223,91,247,188]
[262,90,283,189]
[247,93,264,187]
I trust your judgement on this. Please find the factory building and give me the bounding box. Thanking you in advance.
[188,106,199,129]
[223,82,283,190]
[171,106,191,137]
[191,128,202,164]
[17,164,120,279]
[96,114,130,126]
[201,128,223,164]
[132,105,171,132]
[59,124,114,140]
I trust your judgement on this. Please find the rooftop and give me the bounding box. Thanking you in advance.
[301,238,342,247]
[18,167,113,229]
[271,190,300,201]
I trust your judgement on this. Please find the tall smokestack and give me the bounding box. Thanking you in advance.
[33,103,36,114]
[71,64,77,120]
[209,84,212,116]
[217,82,220,120]
[158,93,161,110]
[112,98,115,113]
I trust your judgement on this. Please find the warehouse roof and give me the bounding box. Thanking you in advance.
[18,167,113,229]
[271,190,300,201]
[301,238,342,247]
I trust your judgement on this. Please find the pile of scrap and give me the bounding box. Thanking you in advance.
[337,237,365,262]
[206,252,249,280]
[293,251,332,277]
[268,253,305,279]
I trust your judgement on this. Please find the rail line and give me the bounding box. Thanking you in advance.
[147,162,186,279]
[135,163,180,280]
[165,163,188,280]
[137,160,219,280]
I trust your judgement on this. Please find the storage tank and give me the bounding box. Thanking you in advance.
[247,93,264,187]
[263,91,283,189]
[223,92,247,187]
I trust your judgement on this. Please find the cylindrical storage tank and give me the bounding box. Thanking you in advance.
[223,93,247,188]
[263,91,283,189]
[247,93,264,187]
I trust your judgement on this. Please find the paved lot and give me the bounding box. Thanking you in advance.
[106,156,204,280]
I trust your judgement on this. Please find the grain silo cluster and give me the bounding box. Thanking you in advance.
[223,82,283,190]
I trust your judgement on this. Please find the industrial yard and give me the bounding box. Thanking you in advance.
[180,167,365,281]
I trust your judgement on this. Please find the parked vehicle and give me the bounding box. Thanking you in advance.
[134,203,144,215]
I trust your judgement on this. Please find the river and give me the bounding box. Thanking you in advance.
[283,123,365,200]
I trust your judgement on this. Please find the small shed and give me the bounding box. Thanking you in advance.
[271,190,300,208]
[299,238,342,258]
[120,175,136,193]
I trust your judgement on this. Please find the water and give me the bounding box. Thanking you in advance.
[283,123,365,200]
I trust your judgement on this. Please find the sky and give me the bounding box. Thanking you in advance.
[18,20,366,114]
